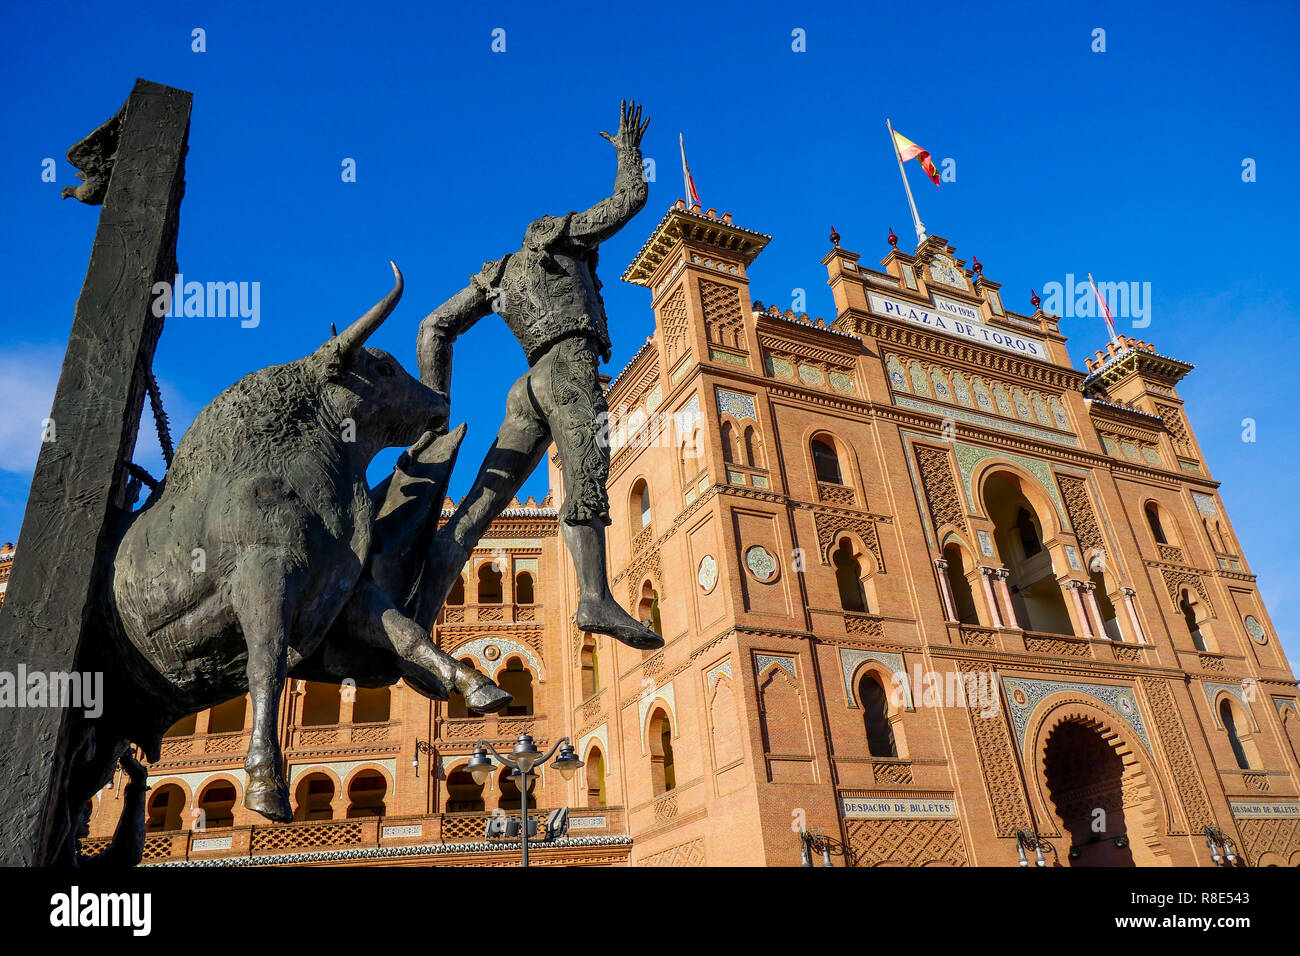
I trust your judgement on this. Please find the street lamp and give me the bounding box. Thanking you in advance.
[468,734,583,867]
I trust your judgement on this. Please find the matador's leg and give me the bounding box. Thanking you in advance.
[541,336,663,650]
[410,369,551,630]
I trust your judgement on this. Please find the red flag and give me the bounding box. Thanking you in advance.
[891,129,941,187]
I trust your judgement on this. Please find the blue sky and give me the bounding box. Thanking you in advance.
[2,0,1298,661]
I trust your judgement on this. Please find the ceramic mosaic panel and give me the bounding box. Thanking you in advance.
[1002,676,1149,753]
[838,648,906,707]
[716,388,756,421]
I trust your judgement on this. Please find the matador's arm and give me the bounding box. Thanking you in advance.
[567,100,650,247]
[416,266,502,394]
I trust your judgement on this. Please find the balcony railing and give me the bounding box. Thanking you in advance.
[438,713,547,743]
[84,807,628,865]
[439,603,539,625]
[291,719,399,750]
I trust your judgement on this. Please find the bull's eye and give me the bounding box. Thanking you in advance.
[376,362,396,378]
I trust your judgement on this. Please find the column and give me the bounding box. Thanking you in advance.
[978,566,1004,628]
[1081,582,1107,640]
[1121,587,1147,644]
[1065,581,1094,638]
[935,558,958,622]
[993,569,1020,629]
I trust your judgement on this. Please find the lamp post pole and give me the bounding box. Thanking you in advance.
[467,733,583,867]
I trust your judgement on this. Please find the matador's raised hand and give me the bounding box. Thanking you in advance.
[600,99,649,151]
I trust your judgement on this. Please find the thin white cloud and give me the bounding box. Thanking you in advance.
[0,344,63,475]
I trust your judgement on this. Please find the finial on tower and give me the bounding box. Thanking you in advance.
[829,226,841,248]
[972,256,983,275]
[1030,289,1041,309]
[888,227,898,249]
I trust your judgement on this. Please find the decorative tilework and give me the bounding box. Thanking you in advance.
[578,722,609,762]
[751,474,770,489]
[674,394,701,436]
[1193,493,1219,516]
[953,442,1067,523]
[697,554,718,593]
[1141,446,1161,465]
[765,355,794,379]
[893,396,1081,448]
[705,658,733,691]
[798,364,826,387]
[1049,396,1069,429]
[745,545,778,581]
[909,361,931,396]
[900,262,918,290]
[886,355,908,390]
[829,370,855,393]
[638,681,676,755]
[645,384,664,414]
[755,654,796,678]
[977,530,995,557]
[1274,697,1299,718]
[1064,545,1081,570]
[1245,615,1267,645]
[670,353,694,386]
[1202,681,1250,726]
[838,648,906,707]
[951,372,973,407]
[715,388,756,421]
[928,254,968,290]
[456,636,542,679]
[288,758,397,787]
[1002,677,1149,753]
[708,347,748,368]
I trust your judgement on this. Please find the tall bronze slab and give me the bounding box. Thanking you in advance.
[0,79,191,866]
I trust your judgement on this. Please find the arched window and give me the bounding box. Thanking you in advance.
[447,575,465,606]
[498,658,534,716]
[301,682,340,726]
[985,473,1072,635]
[478,562,503,604]
[208,696,246,735]
[1015,507,1043,558]
[859,674,898,758]
[515,571,534,605]
[943,544,980,625]
[346,771,387,818]
[145,784,185,832]
[811,438,843,485]
[743,425,762,468]
[833,538,867,613]
[163,713,196,737]
[445,768,485,813]
[580,635,599,700]
[637,581,663,637]
[352,685,390,723]
[638,482,652,529]
[294,773,335,821]
[1181,590,1208,652]
[1090,567,1121,640]
[585,748,607,807]
[499,766,536,812]
[1220,700,1252,770]
[1145,503,1168,545]
[197,781,236,829]
[648,709,676,795]
[721,420,737,464]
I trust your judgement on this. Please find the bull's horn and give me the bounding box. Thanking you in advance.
[336,261,403,354]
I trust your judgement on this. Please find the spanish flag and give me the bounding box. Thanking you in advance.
[892,130,941,187]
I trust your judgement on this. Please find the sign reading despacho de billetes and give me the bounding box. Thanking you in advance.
[840,796,958,819]
[867,290,1048,361]
[1228,800,1300,819]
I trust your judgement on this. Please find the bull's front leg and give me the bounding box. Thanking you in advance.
[349,581,511,713]
[231,551,297,823]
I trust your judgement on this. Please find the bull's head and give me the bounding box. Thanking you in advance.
[315,262,449,453]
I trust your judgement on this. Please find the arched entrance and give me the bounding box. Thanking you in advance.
[1035,711,1167,867]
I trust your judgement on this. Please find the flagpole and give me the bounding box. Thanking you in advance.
[887,118,926,247]
[679,132,694,208]
[1087,272,1120,344]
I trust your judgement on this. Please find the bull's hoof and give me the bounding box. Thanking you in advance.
[577,598,665,650]
[464,676,512,715]
[245,780,292,823]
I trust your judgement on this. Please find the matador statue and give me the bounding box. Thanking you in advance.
[417,100,662,650]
